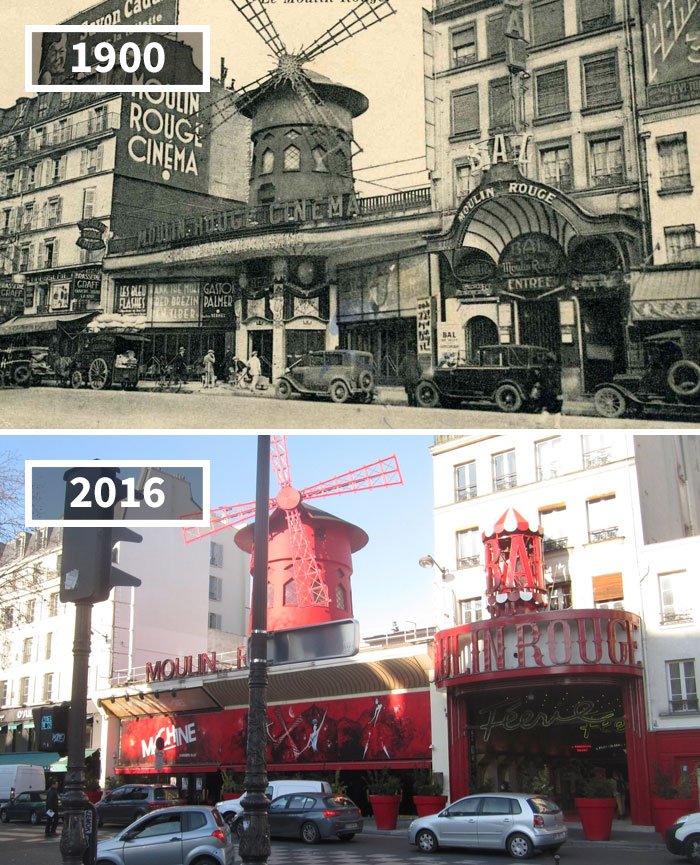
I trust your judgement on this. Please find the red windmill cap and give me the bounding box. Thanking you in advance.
[234,503,369,553]
[491,508,532,536]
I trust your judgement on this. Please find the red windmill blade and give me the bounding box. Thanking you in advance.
[180,435,402,610]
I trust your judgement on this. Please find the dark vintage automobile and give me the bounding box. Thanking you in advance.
[415,344,563,413]
[67,333,144,391]
[0,347,33,388]
[594,329,700,419]
[275,349,376,404]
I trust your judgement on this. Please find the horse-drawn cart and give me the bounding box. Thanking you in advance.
[69,333,144,390]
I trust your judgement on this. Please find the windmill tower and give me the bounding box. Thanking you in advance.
[204,0,396,205]
[182,435,402,632]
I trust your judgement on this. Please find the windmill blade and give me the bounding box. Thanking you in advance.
[285,506,330,608]
[296,0,396,66]
[228,0,287,57]
[194,71,281,143]
[300,455,403,503]
[270,434,292,489]
[180,498,274,544]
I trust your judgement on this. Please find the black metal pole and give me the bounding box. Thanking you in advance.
[239,435,271,865]
[59,600,92,865]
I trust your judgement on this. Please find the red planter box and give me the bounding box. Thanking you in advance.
[575,797,616,841]
[221,792,242,801]
[368,794,401,830]
[413,795,448,817]
[651,797,695,836]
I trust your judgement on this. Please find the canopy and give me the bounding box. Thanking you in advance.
[0,312,95,335]
[630,268,700,320]
[0,751,59,768]
[49,749,99,773]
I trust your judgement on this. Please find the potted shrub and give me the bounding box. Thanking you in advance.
[220,770,244,801]
[651,768,695,836]
[412,770,447,817]
[574,776,617,841]
[85,777,103,804]
[366,770,402,830]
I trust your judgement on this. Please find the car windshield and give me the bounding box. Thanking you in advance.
[528,797,561,814]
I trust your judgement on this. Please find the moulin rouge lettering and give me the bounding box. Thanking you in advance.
[146,652,216,682]
[478,696,625,742]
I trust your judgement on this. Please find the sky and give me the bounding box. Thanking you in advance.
[1,432,437,637]
[2,0,430,195]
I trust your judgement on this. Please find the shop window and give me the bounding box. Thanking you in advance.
[489,77,512,131]
[579,0,614,31]
[210,542,223,567]
[535,65,568,119]
[283,145,301,172]
[452,23,477,67]
[42,673,53,703]
[451,87,480,137]
[539,504,567,550]
[660,571,693,625]
[459,596,483,624]
[535,436,561,481]
[455,460,477,502]
[587,131,624,187]
[532,0,565,45]
[283,578,298,606]
[456,527,481,569]
[207,612,222,630]
[549,580,571,610]
[592,572,623,606]
[665,224,697,263]
[208,575,222,601]
[19,676,29,705]
[260,149,274,175]
[539,141,572,190]
[486,13,506,58]
[667,659,698,712]
[587,493,619,543]
[492,449,516,491]
[48,592,59,616]
[582,52,620,110]
[657,134,692,192]
[22,637,32,664]
[45,632,52,660]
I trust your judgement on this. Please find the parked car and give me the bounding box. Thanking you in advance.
[263,792,362,844]
[216,779,332,830]
[408,792,567,860]
[667,810,700,862]
[0,346,33,388]
[0,790,59,825]
[95,805,234,865]
[414,345,562,413]
[274,349,376,404]
[95,784,184,827]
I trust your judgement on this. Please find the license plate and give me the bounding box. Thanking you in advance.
[343,823,358,830]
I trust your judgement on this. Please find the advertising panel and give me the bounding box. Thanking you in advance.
[71,270,102,304]
[640,0,700,106]
[151,281,199,323]
[201,279,236,325]
[115,280,148,314]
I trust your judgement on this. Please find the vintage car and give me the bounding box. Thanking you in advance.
[594,329,700,419]
[0,347,33,388]
[275,349,376,404]
[415,344,562,413]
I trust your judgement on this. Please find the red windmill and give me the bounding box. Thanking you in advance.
[181,436,402,631]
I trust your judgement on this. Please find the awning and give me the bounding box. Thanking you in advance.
[0,311,95,335]
[49,749,99,773]
[630,268,700,320]
[0,751,59,768]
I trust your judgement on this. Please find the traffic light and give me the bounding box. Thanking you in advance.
[59,466,142,604]
[32,704,69,755]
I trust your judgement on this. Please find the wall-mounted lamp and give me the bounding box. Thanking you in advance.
[419,555,454,581]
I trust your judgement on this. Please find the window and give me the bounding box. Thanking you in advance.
[45,632,52,660]
[459,596,483,624]
[2,209,10,232]
[19,677,29,705]
[587,494,619,542]
[582,53,620,109]
[2,607,14,629]
[19,244,31,272]
[452,23,477,67]
[208,575,222,601]
[82,146,102,174]
[312,146,328,172]
[532,0,565,45]
[283,145,301,171]
[660,571,693,625]
[38,95,50,117]
[42,673,53,702]
[579,0,614,31]
[455,461,477,501]
[43,240,56,269]
[549,581,572,610]
[25,599,35,623]
[6,173,15,195]
[207,612,222,630]
[657,134,692,191]
[335,584,347,610]
[588,131,624,187]
[82,187,96,219]
[667,660,698,712]
[489,77,512,131]
[492,450,516,491]
[26,164,37,189]
[539,504,568,550]
[665,224,697,263]
[455,163,479,201]
[535,437,561,481]
[56,119,70,143]
[451,87,480,137]
[582,433,611,468]
[456,527,480,569]
[22,202,34,230]
[89,107,106,134]
[283,579,298,606]
[539,141,572,191]
[51,157,64,183]
[260,149,274,175]
[535,65,568,119]
[486,13,506,57]
[209,541,223,568]
[593,572,624,607]
[48,592,59,616]
[22,637,33,663]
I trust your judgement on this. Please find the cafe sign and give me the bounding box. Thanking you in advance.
[77,218,107,251]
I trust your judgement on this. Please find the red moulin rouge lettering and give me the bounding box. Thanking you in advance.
[146,652,217,682]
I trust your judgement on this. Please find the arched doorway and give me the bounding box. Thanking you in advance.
[465,316,498,359]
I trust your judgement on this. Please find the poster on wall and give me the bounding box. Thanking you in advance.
[152,283,199,323]
[416,297,432,357]
[115,282,149,315]
[201,280,236,325]
[640,0,700,105]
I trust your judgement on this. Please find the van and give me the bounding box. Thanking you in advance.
[0,765,46,803]
[215,778,332,826]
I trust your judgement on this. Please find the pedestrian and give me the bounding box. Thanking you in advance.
[247,351,262,391]
[612,771,627,819]
[203,349,216,389]
[173,346,188,385]
[397,352,422,407]
[45,778,60,837]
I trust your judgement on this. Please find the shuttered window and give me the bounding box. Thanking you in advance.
[532,0,565,45]
[583,53,620,108]
[592,572,623,603]
[536,66,568,118]
[580,0,614,31]
[452,24,477,66]
[451,87,480,136]
[489,77,512,131]
[588,132,624,186]
[487,13,506,57]
[657,134,691,190]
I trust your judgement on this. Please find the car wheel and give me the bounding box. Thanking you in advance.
[668,360,700,398]
[338,833,355,841]
[359,370,375,392]
[415,828,438,853]
[275,380,292,400]
[13,364,32,387]
[594,386,627,419]
[684,834,700,863]
[300,821,321,844]
[29,811,39,825]
[506,832,534,859]
[330,380,350,404]
[0,809,9,822]
[88,358,110,390]
[494,383,523,413]
[415,381,440,409]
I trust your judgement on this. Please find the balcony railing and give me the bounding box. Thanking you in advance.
[0,113,119,165]
[583,447,611,469]
[457,555,481,569]
[589,526,619,543]
[456,485,477,502]
[536,464,560,481]
[543,536,568,552]
[661,610,694,626]
[493,473,517,491]
[669,698,699,713]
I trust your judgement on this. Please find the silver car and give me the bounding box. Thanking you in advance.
[408,792,567,860]
[95,805,234,865]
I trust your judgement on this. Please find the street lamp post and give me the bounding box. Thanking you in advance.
[238,436,271,865]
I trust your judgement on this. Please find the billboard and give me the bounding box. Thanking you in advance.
[641,0,700,106]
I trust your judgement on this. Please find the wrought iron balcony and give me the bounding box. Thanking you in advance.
[456,485,477,502]
[588,526,619,543]
[457,555,481,569]
[543,536,568,552]
[669,698,699,712]
[583,447,611,469]
[536,464,561,481]
[493,473,517,491]
[661,610,694,626]
[0,113,119,166]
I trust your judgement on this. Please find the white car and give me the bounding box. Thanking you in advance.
[666,811,700,862]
